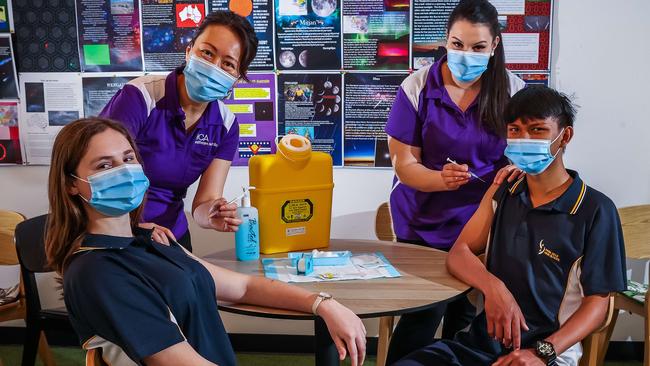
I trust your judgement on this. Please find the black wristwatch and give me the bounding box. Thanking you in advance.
[535,340,557,365]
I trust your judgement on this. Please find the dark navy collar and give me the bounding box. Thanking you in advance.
[79,227,154,250]
[508,169,587,215]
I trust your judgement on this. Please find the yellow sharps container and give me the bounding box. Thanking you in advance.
[248,134,333,254]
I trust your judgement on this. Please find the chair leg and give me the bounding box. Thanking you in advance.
[645,307,650,366]
[376,316,395,366]
[38,331,57,366]
[598,309,618,366]
[21,323,40,366]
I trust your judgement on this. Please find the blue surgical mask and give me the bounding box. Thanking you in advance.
[446,49,491,83]
[73,164,150,217]
[504,129,565,175]
[183,55,238,103]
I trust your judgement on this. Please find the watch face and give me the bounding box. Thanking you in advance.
[537,341,553,357]
[319,292,332,299]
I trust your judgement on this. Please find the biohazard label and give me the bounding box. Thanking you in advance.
[281,199,314,223]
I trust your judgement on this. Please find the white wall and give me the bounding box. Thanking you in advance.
[1,0,649,342]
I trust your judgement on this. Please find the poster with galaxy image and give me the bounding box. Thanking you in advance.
[412,0,458,70]
[208,0,274,70]
[0,35,18,100]
[342,0,409,70]
[76,0,143,72]
[0,102,22,164]
[82,74,139,117]
[278,73,342,165]
[343,73,406,167]
[19,73,84,165]
[275,0,341,70]
[221,73,277,166]
[142,0,205,72]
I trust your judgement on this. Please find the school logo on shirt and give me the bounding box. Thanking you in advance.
[194,133,219,147]
[537,240,560,262]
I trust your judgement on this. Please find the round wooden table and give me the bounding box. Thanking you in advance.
[202,239,470,366]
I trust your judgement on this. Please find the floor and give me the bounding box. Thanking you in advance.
[0,346,643,366]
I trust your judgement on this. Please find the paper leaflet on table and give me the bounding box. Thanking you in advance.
[262,252,401,283]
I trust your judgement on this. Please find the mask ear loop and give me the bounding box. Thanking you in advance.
[549,128,566,157]
[70,174,91,203]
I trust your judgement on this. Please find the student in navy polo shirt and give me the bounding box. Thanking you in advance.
[393,86,627,366]
[45,118,367,366]
[384,0,525,361]
[100,11,257,251]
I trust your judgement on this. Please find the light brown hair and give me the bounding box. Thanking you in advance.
[45,118,144,275]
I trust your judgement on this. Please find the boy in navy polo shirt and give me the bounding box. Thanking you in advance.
[393,86,627,366]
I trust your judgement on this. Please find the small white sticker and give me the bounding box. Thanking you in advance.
[286,227,306,237]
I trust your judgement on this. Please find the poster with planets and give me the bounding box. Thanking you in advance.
[208,0,274,70]
[275,0,341,70]
[343,73,407,167]
[221,72,277,166]
[342,0,410,70]
[278,73,342,165]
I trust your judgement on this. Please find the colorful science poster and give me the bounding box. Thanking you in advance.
[0,35,18,100]
[76,0,144,72]
[343,0,409,70]
[142,0,205,71]
[343,73,406,167]
[516,72,549,86]
[275,0,341,70]
[208,0,274,70]
[222,73,277,166]
[0,0,11,33]
[19,73,84,165]
[0,102,21,164]
[278,73,342,165]
[82,74,139,117]
[412,0,458,70]
[498,0,552,70]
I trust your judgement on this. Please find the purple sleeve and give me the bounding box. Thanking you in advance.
[99,85,148,140]
[215,119,239,161]
[385,87,423,147]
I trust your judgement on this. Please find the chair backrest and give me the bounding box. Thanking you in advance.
[0,210,26,265]
[15,214,50,273]
[375,202,396,242]
[618,204,650,259]
[14,214,50,317]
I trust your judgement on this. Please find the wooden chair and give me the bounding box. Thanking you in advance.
[579,295,616,366]
[0,210,56,366]
[374,202,396,366]
[601,204,650,366]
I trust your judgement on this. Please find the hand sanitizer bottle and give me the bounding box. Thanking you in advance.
[235,186,259,261]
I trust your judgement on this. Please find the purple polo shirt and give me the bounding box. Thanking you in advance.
[385,56,525,248]
[100,67,239,238]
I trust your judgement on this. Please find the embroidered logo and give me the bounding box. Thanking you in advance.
[194,133,219,147]
[537,240,560,262]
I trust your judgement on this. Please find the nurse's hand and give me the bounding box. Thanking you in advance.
[317,300,367,366]
[493,165,524,185]
[441,163,471,190]
[207,198,243,232]
[139,223,176,245]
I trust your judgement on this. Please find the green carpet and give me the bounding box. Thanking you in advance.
[0,345,641,365]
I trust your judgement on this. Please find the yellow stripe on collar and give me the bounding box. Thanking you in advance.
[569,182,586,215]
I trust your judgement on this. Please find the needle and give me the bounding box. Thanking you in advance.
[446,157,486,183]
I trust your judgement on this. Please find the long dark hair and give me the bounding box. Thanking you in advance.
[46,118,144,275]
[189,11,259,81]
[447,0,510,135]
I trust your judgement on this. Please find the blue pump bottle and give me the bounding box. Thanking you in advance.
[235,187,260,261]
